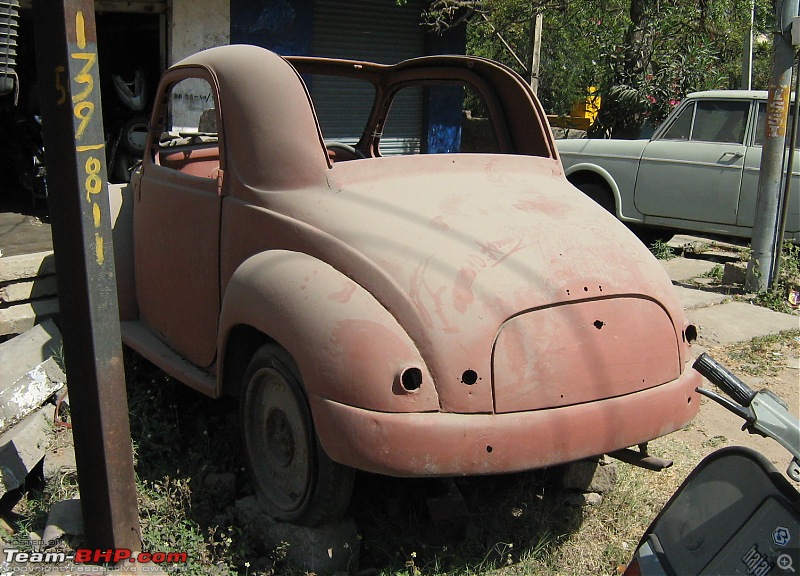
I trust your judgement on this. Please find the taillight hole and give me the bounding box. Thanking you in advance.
[400,367,422,392]
[685,325,698,343]
[461,370,478,385]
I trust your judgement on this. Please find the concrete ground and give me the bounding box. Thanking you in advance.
[661,234,798,349]
[0,208,52,258]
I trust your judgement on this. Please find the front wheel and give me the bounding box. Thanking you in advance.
[241,344,354,526]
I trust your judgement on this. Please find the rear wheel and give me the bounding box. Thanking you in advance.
[241,344,354,526]
[575,181,615,215]
[575,182,674,246]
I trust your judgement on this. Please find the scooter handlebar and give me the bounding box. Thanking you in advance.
[693,353,756,408]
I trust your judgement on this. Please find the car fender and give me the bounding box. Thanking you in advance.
[218,250,440,414]
[564,162,645,222]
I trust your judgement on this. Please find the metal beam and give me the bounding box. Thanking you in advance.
[31,0,141,550]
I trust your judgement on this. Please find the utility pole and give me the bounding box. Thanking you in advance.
[746,0,799,292]
[742,0,755,89]
[32,0,141,550]
[528,10,543,95]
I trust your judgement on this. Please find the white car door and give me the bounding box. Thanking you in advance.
[738,101,800,236]
[634,99,750,227]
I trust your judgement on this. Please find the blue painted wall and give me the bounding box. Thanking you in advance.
[230,0,313,56]
[426,24,467,153]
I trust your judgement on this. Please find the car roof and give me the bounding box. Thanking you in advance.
[165,45,329,191]
[685,89,768,100]
[287,54,556,159]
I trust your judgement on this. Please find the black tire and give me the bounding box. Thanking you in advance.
[240,344,355,526]
[575,181,615,215]
[630,225,674,246]
[121,115,150,155]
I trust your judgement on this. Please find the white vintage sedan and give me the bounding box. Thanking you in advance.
[557,90,800,244]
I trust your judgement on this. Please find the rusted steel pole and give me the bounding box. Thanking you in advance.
[31,0,141,549]
[746,0,799,292]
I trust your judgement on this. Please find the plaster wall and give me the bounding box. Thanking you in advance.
[169,0,230,65]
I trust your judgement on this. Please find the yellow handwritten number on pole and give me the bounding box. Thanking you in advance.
[71,52,96,102]
[84,156,102,202]
[73,101,94,139]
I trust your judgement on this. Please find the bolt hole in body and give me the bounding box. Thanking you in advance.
[461,369,479,385]
[594,320,604,329]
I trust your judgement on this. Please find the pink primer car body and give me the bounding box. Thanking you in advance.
[110,45,700,525]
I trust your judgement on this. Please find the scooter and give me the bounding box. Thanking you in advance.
[624,353,800,576]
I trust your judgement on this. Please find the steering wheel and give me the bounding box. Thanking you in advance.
[325,141,366,161]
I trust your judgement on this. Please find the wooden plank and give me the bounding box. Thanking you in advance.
[0,251,56,283]
[0,319,62,389]
[0,275,59,304]
[0,298,60,337]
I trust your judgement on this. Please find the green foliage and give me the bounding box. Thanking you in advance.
[756,242,800,314]
[436,0,775,137]
[723,329,800,376]
[648,238,675,260]
[702,264,725,282]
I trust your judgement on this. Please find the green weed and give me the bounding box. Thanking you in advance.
[755,242,800,314]
[721,330,800,377]
[648,239,675,260]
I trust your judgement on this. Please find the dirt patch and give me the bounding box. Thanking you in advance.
[675,336,800,481]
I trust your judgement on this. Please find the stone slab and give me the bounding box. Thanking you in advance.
[0,251,55,283]
[0,298,59,337]
[672,285,729,310]
[687,301,800,346]
[0,275,59,304]
[0,320,62,389]
[0,357,65,433]
[42,498,84,545]
[659,257,719,283]
[0,407,52,498]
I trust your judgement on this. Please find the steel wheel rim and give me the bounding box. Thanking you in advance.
[245,366,313,515]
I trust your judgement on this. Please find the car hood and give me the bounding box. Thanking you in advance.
[556,137,650,158]
[259,154,689,412]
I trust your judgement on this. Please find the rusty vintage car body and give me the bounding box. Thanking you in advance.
[110,45,701,526]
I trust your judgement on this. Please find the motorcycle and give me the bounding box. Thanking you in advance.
[624,353,800,575]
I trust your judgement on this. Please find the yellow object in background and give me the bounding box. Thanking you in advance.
[571,87,601,123]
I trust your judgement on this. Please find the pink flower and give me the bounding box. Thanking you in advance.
[646,95,657,104]
[669,99,679,106]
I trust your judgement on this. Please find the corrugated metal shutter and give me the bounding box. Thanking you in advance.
[311,0,424,154]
